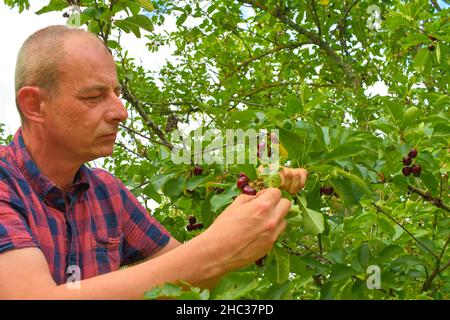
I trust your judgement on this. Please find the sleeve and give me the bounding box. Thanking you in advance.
[115,178,171,266]
[0,185,39,254]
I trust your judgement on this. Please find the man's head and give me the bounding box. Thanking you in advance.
[15,25,128,163]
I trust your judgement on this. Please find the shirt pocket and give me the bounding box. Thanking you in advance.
[90,233,123,275]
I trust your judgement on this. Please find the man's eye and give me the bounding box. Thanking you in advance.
[86,96,102,100]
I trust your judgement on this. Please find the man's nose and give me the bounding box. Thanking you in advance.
[107,92,128,123]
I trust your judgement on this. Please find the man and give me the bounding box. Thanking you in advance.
[0,25,308,299]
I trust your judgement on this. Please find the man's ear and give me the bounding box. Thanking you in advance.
[16,86,48,124]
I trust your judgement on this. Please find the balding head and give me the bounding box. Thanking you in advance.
[14,25,111,124]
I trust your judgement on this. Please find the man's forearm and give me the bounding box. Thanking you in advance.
[28,235,224,299]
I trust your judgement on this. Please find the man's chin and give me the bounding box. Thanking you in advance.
[86,148,114,162]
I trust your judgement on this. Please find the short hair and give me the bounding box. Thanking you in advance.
[14,25,111,123]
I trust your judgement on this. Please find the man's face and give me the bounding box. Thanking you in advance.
[43,34,128,163]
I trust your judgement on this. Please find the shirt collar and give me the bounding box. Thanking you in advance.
[10,128,90,207]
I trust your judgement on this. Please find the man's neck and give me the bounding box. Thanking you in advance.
[21,127,82,191]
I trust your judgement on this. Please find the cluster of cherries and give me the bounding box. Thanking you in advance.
[236,173,257,195]
[401,148,421,177]
[186,216,203,232]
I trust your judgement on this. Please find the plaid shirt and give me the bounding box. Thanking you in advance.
[0,129,170,285]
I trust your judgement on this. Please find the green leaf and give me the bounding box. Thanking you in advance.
[295,198,325,235]
[328,264,357,282]
[186,175,210,190]
[285,95,302,116]
[320,281,340,300]
[135,0,154,12]
[144,282,209,300]
[201,191,215,227]
[177,13,188,26]
[385,100,404,123]
[413,48,429,73]
[277,127,305,162]
[402,106,421,127]
[265,247,290,284]
[265,281,291,300]
[114,14,154,38]
[210,185,239,212]
[327,144,364,162]
[150,173,174,191]
[335,168,373,197]
[35,0,66,15]
[401,33,428,50]
[358,243,370,268]
[163,176,185,197]
[211,272,259,300]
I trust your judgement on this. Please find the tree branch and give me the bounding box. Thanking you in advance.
[239,0,361,87]
[422,235,450,292]
[407,184,450,213]
[115,141,152,162]
[430,0,442,11]
[221,41,311,84]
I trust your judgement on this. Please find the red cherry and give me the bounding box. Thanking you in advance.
[402,166,411,176]
[192,223,204,230]
[255,255,267,266]
[403,156,412,166]
[411,165,422,177]
[193,166,203,176]
[408,149,418,159]
[242,185,257,195]
[237,176,249,189]
[239,172,248,178]
[188,216,196,225]
[320,186,334,196]
[187,224,195,231]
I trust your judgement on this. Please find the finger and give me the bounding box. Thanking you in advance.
[288,169,304,194]
[233,193,256,206]
[256,187,282,204]
[278,168,286,188]
[273,197,292,221]
[272,219,288,240]
[299,168,308,190]
[281,167,294,191]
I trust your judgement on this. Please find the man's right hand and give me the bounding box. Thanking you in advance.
[197,187,291,273]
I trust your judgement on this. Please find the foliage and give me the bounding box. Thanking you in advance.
[2,0,450,299]
[0,124,13,145]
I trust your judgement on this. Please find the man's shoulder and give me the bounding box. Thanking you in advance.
[0,145,18,178]
[87,167,125,189]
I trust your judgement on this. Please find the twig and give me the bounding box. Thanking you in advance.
[221,41,310,84]
[422,234,450,292]
[115,141,152,162]
[407,184,450,213]
[430,0,442,11]
[372,202,439,260]
[239,0,360,87]
[121,85,174,150]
